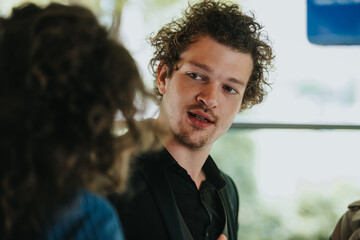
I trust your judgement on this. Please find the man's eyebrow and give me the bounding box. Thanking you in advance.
[188,61,213,73]
[188,61,246,87]
[228,77,246,87]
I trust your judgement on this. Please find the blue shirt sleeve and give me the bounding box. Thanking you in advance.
[40,190,125,240]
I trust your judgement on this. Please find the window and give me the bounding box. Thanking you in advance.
[3,0,359,238]
[119,1,360,239]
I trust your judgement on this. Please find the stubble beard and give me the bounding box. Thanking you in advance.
[174,128,209,149]
[171,104,218,149]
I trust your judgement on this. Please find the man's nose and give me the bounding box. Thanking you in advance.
[196,83,218,109]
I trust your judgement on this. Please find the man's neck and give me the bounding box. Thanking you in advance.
[155,119,212,189]
[166,138,211,190]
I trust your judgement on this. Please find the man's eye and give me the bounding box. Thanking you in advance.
[188,73,203,80]
[223,85,238,94]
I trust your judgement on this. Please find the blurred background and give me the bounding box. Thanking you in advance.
[1,0,360,239]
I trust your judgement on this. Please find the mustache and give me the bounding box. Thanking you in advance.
[187,104,218,123]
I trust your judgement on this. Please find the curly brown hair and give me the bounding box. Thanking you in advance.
[149,0,274,110]
[0,3,148,238]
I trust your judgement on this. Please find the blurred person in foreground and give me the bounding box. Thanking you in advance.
[330,200,360,240]
[0,3,150,239]
[108,1,274,239]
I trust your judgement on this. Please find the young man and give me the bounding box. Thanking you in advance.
[109,1,274,239]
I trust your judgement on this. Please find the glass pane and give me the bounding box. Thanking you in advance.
[234,0,360,125]
[211,128,360,239]
[119,0,360,124]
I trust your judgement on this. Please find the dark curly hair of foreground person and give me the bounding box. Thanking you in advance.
[0,3,149,238]
[149,0,274,110]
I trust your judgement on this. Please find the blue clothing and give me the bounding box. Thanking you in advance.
[32,190,124,240]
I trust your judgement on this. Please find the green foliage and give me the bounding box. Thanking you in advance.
[211,129,360,240]
[297,80,356,105]
[212,130,258,202]
[114,0,127,13]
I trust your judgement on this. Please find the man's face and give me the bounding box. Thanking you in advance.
[157,35,253,149]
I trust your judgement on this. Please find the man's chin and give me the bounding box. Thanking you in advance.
[175,133,209,149]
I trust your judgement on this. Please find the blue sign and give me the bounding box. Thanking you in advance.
[307,0,360,45]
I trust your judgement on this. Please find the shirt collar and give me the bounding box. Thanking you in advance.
[160,147,226,190]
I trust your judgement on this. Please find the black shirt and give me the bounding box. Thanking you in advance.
[164,150,226,240]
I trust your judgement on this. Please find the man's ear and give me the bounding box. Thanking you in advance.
[157,63,169,95]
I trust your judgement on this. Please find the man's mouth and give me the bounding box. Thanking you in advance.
[188,112,214,123]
